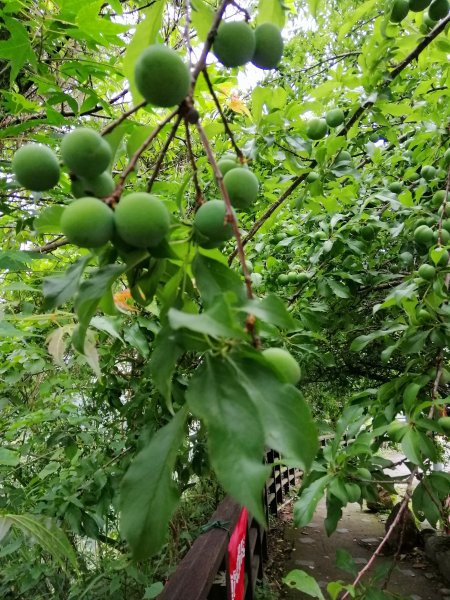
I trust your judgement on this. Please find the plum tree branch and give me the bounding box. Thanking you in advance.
[195,120,260,347]
[34,237,68,253]
[146,114,183,192]
[203,68,244,161]
[342,468,418,600]
[184,119,204,207]
[108,107,180,205]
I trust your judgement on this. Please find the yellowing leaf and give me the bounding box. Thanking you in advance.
[229,95,251,117]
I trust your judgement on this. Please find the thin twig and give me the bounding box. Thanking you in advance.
[101,100,147,136]
[203,69,244,161]
[147,114,183,192]
[191,0,230,85]
[229,172,309,263]
[108,108,180,205]
[184,120,204,207]
[342,468,418,600]
[195,120,260,347]
[34,237,68,253]
[184,0,193,68]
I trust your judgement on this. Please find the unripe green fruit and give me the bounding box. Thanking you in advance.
[432,190,446,207]
[12,144,60,191]
[297,272,310,284]
[418,308,432,322]
[389,181,403,194]
[223,167,259,210]
[61,128,112,179]
[444,148,450,166]
[428,0,449,20]
[325,108,345,128]
[222,153,236,162]
[361,225,375,240]
[409,171,420,181]
[414,224,434,245]
[442,219,450,233]
[423,11,437,26]
[409,0,431,10]
[306,171,319,183]
[251,23,283,69]
[438,416,450,434]
[194,200,234,247]
[287,271,298,283]
[61,197,114,248]
[434,249,449,266]
[213,21,256,67]
[418,263,436,280]
[400,251,414,265]
[278,274,289,284]
[262,347,301,385]
[391,0,410,21]
[218,158,238,176]
[306,118,328,141]
[114,192,170,248]
[72,172,115,199]
[421,165,436,181]
[134,45,190,107]
[434,228,450,244]
[336,150,352,164]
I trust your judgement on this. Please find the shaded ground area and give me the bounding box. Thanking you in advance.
[265,454,449,599]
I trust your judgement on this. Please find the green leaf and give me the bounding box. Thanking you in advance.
[401,429,422,465]
[0,448,19,466]
[186,355,270,524]
[34,206,65,235]
[73,264,125,352]
[240,295,296,330]
[283,570,325,599]
[325,493,343,536]
[144,583,164,599]
[0,17,37,83]
[150,325,184,410]
[124,323,150,357]
[191,0,214,42]
[294,475,332,528]
[6,513,78,571]
[232,355,318,470]
[168,298,245,340]
[256,0,286,28]
[120,407,187,559]
[43,255,91,310]
[192,253,246,306]
[335,548,358,575]
[327,279,350,299]
[307,0,322,18]
[122,1,167,104]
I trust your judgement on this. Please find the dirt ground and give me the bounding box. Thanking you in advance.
[264,454,450,600]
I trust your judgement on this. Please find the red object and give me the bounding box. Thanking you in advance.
[228,508,248,600]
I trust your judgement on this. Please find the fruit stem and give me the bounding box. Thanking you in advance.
[195,120,260,347]
[184,119,204,208]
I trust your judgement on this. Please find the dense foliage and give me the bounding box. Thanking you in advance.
[1,0,450,597]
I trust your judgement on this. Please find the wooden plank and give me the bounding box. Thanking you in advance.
[159,496,242,600]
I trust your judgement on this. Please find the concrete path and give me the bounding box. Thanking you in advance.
[281,499,447,599]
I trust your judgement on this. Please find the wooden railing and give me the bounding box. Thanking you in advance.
[159,438,333,599]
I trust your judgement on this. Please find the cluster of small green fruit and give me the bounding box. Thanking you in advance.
[305,108,346,141]
[390,0,449,24]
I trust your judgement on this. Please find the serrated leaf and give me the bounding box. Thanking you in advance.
[120,407,187,559]
[0,17,37,83]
